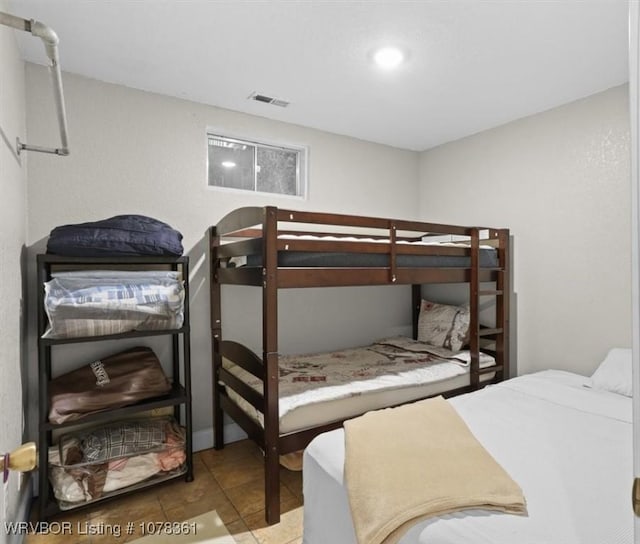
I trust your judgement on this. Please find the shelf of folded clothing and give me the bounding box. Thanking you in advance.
[42,384,189,431]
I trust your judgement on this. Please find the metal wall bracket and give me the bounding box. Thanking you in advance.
[16,137,68,156]
[1,10,69,156]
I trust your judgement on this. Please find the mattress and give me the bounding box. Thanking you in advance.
[223,337,495,434]
[303,370,633,544]
[246,250,498,268]
[233,234,499,268]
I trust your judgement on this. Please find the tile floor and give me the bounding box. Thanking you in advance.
[24,440,304,544]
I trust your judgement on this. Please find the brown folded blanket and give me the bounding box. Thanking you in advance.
[49,346,171,424]
[344,396,526,544]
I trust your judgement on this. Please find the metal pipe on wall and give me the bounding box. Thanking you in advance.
[0,10,69,156]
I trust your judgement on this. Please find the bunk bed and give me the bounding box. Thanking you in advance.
[209,206,510,524]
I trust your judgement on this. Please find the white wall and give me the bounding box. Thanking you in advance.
[0,0,29,538]
[419,85,631,376]
[24,65,420,443]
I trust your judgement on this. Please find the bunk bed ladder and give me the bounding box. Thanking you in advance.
[469,228,509,389]
[495,228,510,382]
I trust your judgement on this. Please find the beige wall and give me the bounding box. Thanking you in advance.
[419,85,631,376]
[22,67,631,447]
[0,0,28,536]
[24,65,420,445]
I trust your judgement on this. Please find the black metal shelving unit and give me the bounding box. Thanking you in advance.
[36,254,193,520]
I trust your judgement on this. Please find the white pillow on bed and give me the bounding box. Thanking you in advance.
[590,348,632,397]
[417,299,470,352]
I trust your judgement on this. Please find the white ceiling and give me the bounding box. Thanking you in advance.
[8,0,630,151]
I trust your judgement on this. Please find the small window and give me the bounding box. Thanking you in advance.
[207,134,306,197]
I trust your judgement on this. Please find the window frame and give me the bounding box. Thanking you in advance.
[206,131,308,199]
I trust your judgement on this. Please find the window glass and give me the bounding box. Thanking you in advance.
[208,135,305,197]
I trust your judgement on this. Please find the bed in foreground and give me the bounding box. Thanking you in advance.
[303,356,633,544]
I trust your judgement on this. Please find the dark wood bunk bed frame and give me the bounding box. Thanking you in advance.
[209,206,510,524]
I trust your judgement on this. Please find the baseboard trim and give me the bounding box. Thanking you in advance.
[192,423,247,452]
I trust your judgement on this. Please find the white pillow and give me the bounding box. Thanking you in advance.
[417,299,470,352]
[589,348,632,397]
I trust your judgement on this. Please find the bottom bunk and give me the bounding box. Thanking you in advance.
[222,336,496,436]
[213,335,500,523]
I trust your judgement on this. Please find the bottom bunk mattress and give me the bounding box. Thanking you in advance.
[302,370,633,544]
[223,336,496,434]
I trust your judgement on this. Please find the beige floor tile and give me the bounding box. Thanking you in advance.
[156,470,224,511]
[279,469,303,501]
[28,503,91,524]
[192,451,211,473]
[243,501,304,544]
[218,451,265,471]
[225,518,260,544]
[91,511,167,544]
[24,526,92,544]
[212,463,265,491]
[225,479,297,519]
[88,493,165,528]
[27,497,106,542]
[200,442,263,470]
[120,519,167,543]
[162,489,241,526]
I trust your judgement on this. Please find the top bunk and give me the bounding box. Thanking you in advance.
[210,206,509,288]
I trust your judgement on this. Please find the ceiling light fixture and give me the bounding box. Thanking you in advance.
[373,46,404,70]
[221,161,236,168]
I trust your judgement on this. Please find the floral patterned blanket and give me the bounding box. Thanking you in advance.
[224,337,494,420]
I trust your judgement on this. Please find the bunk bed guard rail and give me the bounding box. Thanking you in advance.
[212,206,507,288]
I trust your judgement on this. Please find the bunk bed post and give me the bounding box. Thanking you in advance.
[210,227,225,450]
[412,284,421,339]
[469,228,480,389]
[263,206,281,524]
[497,229,510,380]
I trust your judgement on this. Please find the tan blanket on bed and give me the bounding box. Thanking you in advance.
[344,396,526,544]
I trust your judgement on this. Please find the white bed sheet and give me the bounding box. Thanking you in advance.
[303,370,633,544]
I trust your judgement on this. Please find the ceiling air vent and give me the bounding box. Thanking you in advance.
[248,92,290,108]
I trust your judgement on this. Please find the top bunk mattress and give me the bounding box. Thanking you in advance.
[232,235,499,268]
[245,250,498,268]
